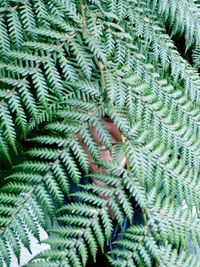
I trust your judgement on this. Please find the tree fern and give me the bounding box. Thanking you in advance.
[0,0,200,266]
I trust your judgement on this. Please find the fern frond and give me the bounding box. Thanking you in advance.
[70,41,93,78]
[0,17,10,52]
[7,8,24,48]
[0,0,200,266]
[108,226,200,267]
[148,0,200,49]
[128,2,200,102]
[19,1,37,34]
[26,196,113,267]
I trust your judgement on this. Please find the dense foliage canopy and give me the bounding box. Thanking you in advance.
[0,0,200,266]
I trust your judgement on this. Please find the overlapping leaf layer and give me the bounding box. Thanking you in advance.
[0,0,200,266]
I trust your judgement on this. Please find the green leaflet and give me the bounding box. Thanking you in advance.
[0,0,200,267]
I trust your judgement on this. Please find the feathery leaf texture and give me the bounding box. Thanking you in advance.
[0,0,199,266]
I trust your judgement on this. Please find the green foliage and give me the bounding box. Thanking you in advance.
[108,226,200,267]
[0,0,199,266]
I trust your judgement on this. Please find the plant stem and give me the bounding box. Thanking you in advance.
[121,135,131,172]
[79,0,87,26]
[99,61,107,100]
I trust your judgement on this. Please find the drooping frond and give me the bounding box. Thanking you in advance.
[148,0,200,49]
[108,226,200,267]
[0,0,200,266]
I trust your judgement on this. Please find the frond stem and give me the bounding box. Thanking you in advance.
[99,61,107,101]
[121,135,131,172]
[79,0,87,26]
